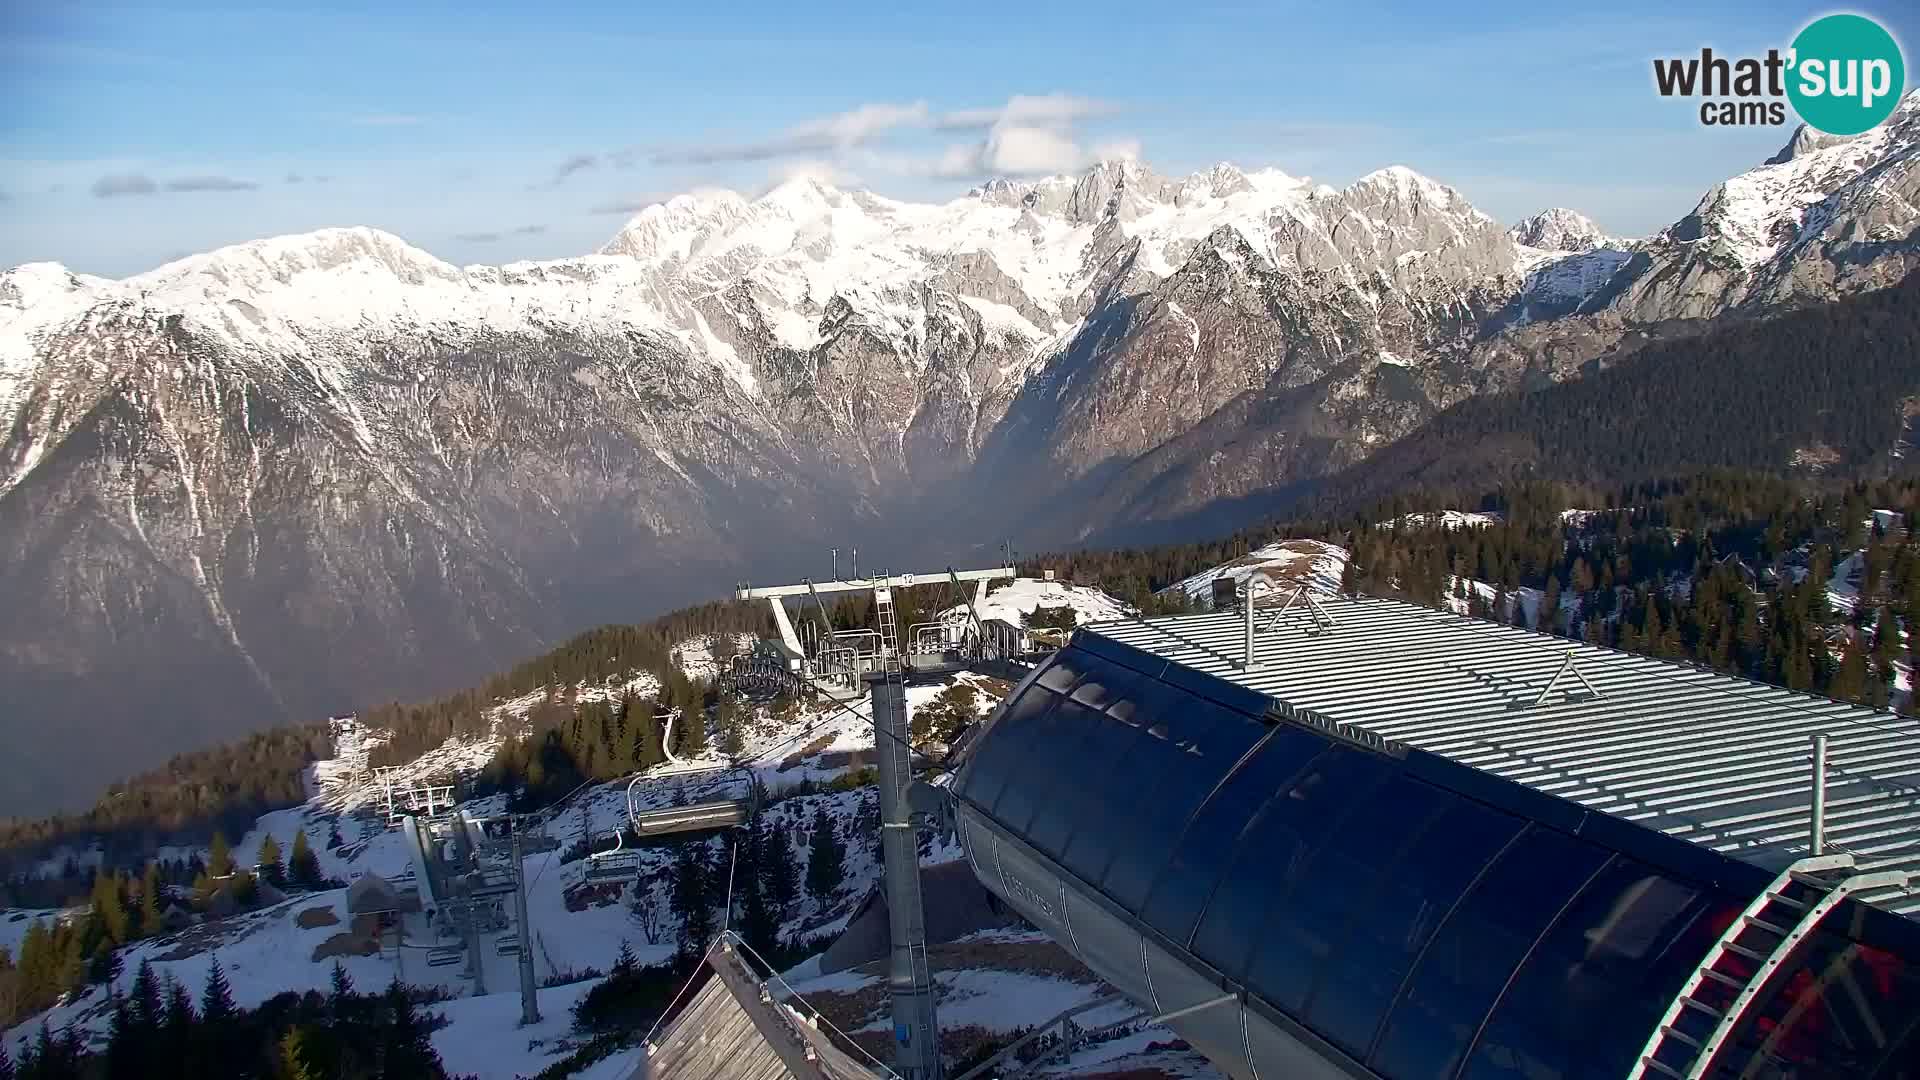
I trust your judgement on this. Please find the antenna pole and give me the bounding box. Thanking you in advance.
[1811,733,1829,856]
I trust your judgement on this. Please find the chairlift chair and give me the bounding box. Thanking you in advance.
[583,828,643,883]
[625,765,765,838]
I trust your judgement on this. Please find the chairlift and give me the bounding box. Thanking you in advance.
[583,828,642,882]
[625,765,764,838]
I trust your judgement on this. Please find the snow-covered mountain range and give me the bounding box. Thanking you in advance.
[5,93,1919,814]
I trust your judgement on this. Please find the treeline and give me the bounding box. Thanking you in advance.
[0,601,775,882]
[0,726,330,885]
[2,829,330,1028]
[1035,470,1920,712]
[473,675,748,810]
[3,958,462,1080]
[1337,473,1920,706]
[364,601,774,769]
[1327,273,1920,503]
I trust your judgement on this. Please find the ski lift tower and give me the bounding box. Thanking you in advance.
[736,565,1013,1080]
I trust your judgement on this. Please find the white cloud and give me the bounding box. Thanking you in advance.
[757,159,862,195]
[938,93,1113,131]
[923,95,1136,180]
[653,100,931,165]
[790,101,930,147]
[983,125,1085,174]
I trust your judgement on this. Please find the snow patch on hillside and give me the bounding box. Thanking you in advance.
[970,577,1134,626]
[1163,539,1348,604]
[1392,510,1501,530]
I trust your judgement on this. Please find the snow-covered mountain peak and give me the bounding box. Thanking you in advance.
[1350,165,1462,207]
[754,173,846,217]
[133,226,463,298]
[1664,90,1920,270]
[1765,123,1861,165]
[1510,208,1618,253]
[1,262,109,314]
[599,189,754,262]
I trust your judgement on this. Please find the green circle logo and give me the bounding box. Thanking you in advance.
[1787,14,1906,136]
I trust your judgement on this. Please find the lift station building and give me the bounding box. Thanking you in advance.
[951,594,1920,1080]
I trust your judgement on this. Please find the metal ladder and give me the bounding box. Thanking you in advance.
[875,585,903,676]
[1630,852,1913,1080]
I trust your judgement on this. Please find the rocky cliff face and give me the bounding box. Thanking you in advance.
[1509,208,1620,253]
[6,93,1920,812]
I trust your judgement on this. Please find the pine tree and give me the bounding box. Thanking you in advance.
[0,1038,12,1080]
[1642,601,1666,657]
[208,833,234,879]
[255,834,283,887]
[762,814,800,921]
[288,831,321,888]
[52,922,84,1004]
[736,822,777,957]
[91,871,130,946]
[378,979,440,1078]
[1832,634,1869,704]
[327,961,355,1026]
[138,864,163,939]
[0,945,15,1037]
[131,960,164,1031]
[107,994,144,1080]
[717,694,746,759]
[804,806,845,903]
[162,976,195,1073]
[200,955,235,1023]
[673,692,709,759]
[670,844,713,959]
[29,1024,55,1080]
[611,940,637,977]
[278,1028,324,1080]
[1872,606,1898,709]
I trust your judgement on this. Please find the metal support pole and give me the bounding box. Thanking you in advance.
[1810,733,1829,856]
[872,675,942,1080]
[512,822,541,1024]
[1242,580,1257,671]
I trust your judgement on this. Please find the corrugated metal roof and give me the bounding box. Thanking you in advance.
[1086,593,1920,917]
[635,940,881,1080]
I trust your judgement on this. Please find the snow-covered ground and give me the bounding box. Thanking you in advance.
[1390,509,1500,530]
[967,577,1134,627]
[429,977,647,1080]
[1163,539,1348,604]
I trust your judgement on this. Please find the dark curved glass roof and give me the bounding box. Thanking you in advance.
[954,639,1920,1080]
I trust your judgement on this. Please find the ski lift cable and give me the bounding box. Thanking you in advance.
[719,835,739,937]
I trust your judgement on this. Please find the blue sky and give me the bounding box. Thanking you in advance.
[2,1,1914,276]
